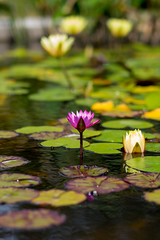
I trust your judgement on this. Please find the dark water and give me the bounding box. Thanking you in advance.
[0,82,159,240]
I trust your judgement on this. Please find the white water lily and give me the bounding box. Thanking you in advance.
[107,18,133,38]
[123,129,145,153]
[41,34,74,57]
[60,16,87,35]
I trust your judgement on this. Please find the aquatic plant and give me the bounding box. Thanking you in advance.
[107,18,133,38]
[67,110,100,164]
[41,34,74,89]
[123,129,145,153]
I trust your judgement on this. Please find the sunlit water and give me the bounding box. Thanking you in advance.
[0,67,159,240]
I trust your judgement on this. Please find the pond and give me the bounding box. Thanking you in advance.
[0,43,159,240]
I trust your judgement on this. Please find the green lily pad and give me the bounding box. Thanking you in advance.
[0,188,39,204]
[66,176,129,194]
[145,92,160,110]
[40,137,90,149]
[75,98,98,107]
[0,173,40,188]
[125,156,160,173]
[93,130,127,142]
[0,131,19,139]
[124,173,160,188]
[29,87,75,101]
[84,142,122,154]
[144,189,160,204]
[72,129,101,138]
[15,126,63,134]
[0,156,29,170]
[145,143,160,152]
[102,119,153,129]
[0,209,66,229]
[32,189,86,207]
[0,79,29,95]
[60,165,108,178]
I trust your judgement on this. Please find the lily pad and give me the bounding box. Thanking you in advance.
[29,87,75,101]
[0,131,19,139]
[0,209,66,229]
[145,143,160,152]
[102,111,142,118]
[124,173,160,188]
[144,189,160,204]
[0,173,40,188]
[84,143,122,154]
[0,156,29,170]
[60,165,108,178]
[32,189,86,207]
[29,131,56,140]
[15,126,63,134]
[66,176,129,194]
[72,129,101,138]
[0,188,39,203]
[102,119,153,129]
[40,137,90,149]
[93,130,127,142]
[125,156,160,173]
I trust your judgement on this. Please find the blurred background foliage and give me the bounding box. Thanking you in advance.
[0,0,160,47]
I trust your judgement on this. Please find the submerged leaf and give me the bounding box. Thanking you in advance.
[60,165,108,178]
[32,189,86,207]
[0,209,66,229]
[66,176,129,194]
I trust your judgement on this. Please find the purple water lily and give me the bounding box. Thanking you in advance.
[67,110,100,164]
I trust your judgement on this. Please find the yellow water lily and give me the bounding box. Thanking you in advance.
[60,16,87,35]
[41,34,74,57]
[107,18,133,38]
[123,129,145,153]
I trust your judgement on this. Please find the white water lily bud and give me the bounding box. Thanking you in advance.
[123,129,145,153]
[107,18,133,38]
[60,16,87,35]
[41,34,74,57]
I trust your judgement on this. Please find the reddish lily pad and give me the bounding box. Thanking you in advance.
[144,189,160,204]
[32,189,86,207]
[0,156,29,170]
[0,188,39,204]
[124,173,160,188]
[15,126,63,134]
[66,176,129,194]
[102,111,142,118]
[0,131,19,139]
[0,209,66,229]
[60,165,108,178]
[0,173,40,188]
[29,131,56,140]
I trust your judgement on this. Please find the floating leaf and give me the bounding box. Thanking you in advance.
[0,188,39,203]
[16,126,63,134]
[93,130,127,142]
[102,119,153,129]
[32,189,86,207]
[75,98,98,107]
[145,92,160,110]
[125,156,160,173]
[0,79,29,95]
[60,165,108,178]
[0,209,66,229]
[142,108,160,121]
[29,87,75,101]
[72,129,101,138]
[29,131,56,140]
[145,143,160,152]
[40,137,90,149]
[66,176,129,194]
[102,111,142,118]
[124,173,160,188]
[0,173,40,188]
[144,189,160,204]
[0,156,29,170]
[0,131,19,139]
[84,143,122,154]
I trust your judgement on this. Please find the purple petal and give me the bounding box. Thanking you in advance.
[88,119,100,128]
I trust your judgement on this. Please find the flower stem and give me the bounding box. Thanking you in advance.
[80,131,83,165]
[59,57,73,89]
